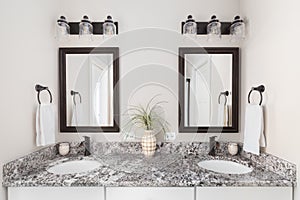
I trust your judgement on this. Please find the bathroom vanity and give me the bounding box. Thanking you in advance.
[3,143,296,200]
[8,187,292,200]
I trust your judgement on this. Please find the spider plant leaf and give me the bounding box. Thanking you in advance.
[149,101,168,115]
[145,94,162,112]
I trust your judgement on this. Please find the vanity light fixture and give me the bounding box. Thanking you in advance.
[183,15,197,35]
[79,15,93,40]
[103,15,117,36]
[55,16,70,40]
[207,15,221,41]
[230,15,246,43]
[55,15,118,41]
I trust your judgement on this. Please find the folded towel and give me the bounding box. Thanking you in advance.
[227,105,231,126]
[71,103,83,126]
[36,104,56,146]
[217,104,229,126]
[243,104,266,155]
[225,105,229,126]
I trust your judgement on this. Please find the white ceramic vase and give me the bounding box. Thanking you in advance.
[141,130,157,156]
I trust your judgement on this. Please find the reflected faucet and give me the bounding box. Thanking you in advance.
[83,136,91,156]
[208,136,219,156]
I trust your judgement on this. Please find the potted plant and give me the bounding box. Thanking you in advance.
[123,95,170,156]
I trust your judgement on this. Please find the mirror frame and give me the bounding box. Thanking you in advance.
[178,47,240,133]
[59,47,120,132]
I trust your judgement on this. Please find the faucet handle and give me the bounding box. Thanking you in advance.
[82,136,91,156]
[209,136,217,142]
[83,136,90,140]
[79,136,90,145]
[208,136,220,156]
[83,136,91,144]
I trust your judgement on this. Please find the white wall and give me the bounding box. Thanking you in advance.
[240,0,300,199]
[0,0,59,199]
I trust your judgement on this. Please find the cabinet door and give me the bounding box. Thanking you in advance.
[196,187,292,200]
[106,187,194,200]
[8,187,104,200]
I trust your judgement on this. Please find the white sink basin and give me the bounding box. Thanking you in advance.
[198,160,253,174]
[47,160,101,175]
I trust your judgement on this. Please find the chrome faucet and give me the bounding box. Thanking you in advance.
[83,136,91,156]
[208,136,219,156]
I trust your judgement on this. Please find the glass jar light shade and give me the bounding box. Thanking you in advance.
[79,15,93,38]
[230,16,245,42]
[183,15,197,35]
[103,16,116,36]
[207,15,221,41]
[56,16,70,40]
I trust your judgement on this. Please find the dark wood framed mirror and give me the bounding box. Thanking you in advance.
[59,47,119,132]
[178,47,239,133]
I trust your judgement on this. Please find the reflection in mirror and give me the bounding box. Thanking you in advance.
[60,47,119,132]
[185,54,232,127]
[66,54,114,126]
[179,48,239,133]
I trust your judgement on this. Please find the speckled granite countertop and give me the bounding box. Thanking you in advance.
[2,142,296,187]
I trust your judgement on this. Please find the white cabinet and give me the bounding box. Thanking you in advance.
[8,187,104,200]
[196,187,293,200]
[7,186,293,200]
[106,187,194,200]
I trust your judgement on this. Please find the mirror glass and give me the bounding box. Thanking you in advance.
[60,47,119,132]
[66,54,114,126]
[179,48,239,133]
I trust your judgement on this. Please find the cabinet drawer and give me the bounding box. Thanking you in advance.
[196,187,292,200]
[106,187,194,200]
[8,187,104,200]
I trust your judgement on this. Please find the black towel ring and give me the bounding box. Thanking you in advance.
[218,91,229,105]
[71,90,82,105]
[248,85,265,105]
[35,84,53,104]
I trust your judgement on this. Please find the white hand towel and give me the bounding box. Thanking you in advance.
[243,104,266,155]
[217,104,229,126]
[71,103,83,126]
[224,105,229,126]
[36,104,56,146]
[217,104,224,126]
